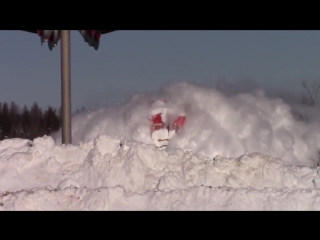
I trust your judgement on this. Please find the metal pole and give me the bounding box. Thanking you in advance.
[60,30,72,144]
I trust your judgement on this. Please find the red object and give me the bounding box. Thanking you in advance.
[172,116,186,132]
[150,113,165,131]
[150,113,186,134]
[37,30,44,37]
[94,31,101,42]
[48,32,54,42]
[87,30,95,37]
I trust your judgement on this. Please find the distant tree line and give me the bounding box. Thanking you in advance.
[0,102,89,141]
[0,102,61,141]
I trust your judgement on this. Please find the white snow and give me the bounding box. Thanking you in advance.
[56,82,320,167]
[2,82,320,210]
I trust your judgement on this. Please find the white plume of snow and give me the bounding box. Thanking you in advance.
[55,82,320,167]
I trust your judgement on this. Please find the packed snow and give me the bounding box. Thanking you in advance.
[2,82,320,210]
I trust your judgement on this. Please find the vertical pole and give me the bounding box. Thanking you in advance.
[60,30,72,144]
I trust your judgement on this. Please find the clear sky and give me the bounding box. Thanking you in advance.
[1,30,320,112]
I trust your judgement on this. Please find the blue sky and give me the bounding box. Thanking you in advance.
[0,30,320,111]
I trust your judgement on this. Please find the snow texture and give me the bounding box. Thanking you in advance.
[2,82,320,210]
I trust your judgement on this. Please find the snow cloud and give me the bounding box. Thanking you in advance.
[53,81,320,167]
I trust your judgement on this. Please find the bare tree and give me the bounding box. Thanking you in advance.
[301,79,320,106]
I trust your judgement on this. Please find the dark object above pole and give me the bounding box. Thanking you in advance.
[20,30,117,145]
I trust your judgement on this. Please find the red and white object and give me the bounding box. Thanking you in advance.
[78,30,102,50]
[37,30,60,51]
[149,100,186,148]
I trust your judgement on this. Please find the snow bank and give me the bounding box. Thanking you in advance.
[1,135,320,210]
[54,82,320,167]
[3,81,320,210]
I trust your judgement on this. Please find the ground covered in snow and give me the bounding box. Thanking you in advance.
[2,82,320,210]
[1,135,320,210]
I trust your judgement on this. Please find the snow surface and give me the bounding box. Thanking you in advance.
[2,82,320,210]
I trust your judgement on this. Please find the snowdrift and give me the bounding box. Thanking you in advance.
[2,82,320,210]
[1,135,320,210]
